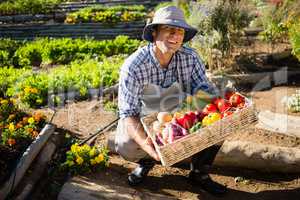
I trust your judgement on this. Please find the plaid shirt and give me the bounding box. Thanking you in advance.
[118,43,215,119]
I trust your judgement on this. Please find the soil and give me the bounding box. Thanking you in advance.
[34,85,300,200]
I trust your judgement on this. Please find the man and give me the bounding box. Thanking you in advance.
[113,6,227,196]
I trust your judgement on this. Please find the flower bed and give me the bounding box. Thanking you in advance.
[64,5,146,24]
[0,98,47,185]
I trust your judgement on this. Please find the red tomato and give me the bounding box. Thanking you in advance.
[203,103,218,115]
[237,101,246,109]
[229,93,245,107]
[212,97,222,105]
[225,91,234,100]
[215,98,231,113]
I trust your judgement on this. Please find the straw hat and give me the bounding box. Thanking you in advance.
[143,6,198,43]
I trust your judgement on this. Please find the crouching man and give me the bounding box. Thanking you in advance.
[111,6,227,196]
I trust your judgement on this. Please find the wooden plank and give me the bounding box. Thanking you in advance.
[256,110,300,138]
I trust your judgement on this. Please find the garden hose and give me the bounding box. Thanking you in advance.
[78,117,120,146]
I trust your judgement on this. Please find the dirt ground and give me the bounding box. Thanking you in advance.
[35,85,300,200]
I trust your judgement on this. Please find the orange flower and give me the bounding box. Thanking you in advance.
[33,112,43,122]
[16,122,23,129]
[8,138,16,146]
[31,131,39,138]
[26,127,34,133]
[23,117,29,124]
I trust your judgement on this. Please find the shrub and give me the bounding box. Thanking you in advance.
[288,18,300,61]
[0,67,30,97]
[188,0,253,70]
[14,41,44,67]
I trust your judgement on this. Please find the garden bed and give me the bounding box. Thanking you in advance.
[0,98,55,198]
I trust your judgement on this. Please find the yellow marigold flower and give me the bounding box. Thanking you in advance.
[95,154,104,164]
[1,99,8,105]
[82,144,91,152]
[71,143,79,153]
[76,156,84,165]
[89,148,96,157]
[24,87,31,94]
[68,161,74,167]
[30,88,38,94]
[8,123,15,132]
[28,117,35,124]
[90,159,97,165]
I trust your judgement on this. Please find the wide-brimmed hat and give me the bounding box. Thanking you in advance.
[143,6,198,43]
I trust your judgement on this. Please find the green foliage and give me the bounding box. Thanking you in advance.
[65,5,146,24]
[0,50,10,67]
[6,55,125,107]
[288,18,300,61]
[189,0,253,69]
[0,0,61,15]
[154,1,190,18]
[14,41,44,67]
[0,38,23,67]
[258,0,298,43]
[0,67,30,97]
[1,36,140,68]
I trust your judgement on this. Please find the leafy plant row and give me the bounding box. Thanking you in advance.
[0,35,140,68]
[1,55,125,108]
[64,5,146,24]
[0,0,63,16]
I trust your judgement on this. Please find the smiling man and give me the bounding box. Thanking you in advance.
[112,6,227,196]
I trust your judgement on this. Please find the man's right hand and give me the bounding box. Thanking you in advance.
[125,117,160,162]
[142,137,160,161]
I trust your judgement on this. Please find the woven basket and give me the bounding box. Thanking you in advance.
[141,98,258,166]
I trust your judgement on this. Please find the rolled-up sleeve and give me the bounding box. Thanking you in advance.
[118,67,143,119]
[190,55,217,95]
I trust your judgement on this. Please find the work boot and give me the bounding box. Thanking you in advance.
[188,171,227,196]
[128,159,155,186]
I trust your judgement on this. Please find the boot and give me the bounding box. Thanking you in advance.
[188,171,227,196]
[128,159,155,186]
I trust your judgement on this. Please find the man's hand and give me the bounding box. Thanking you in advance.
[125,117,160,162]
[142,137,160,161]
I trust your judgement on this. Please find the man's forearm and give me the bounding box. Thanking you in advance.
[123,116,148,147]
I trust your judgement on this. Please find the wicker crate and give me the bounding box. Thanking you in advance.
[141,98,258,167]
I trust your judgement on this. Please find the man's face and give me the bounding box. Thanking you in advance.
[153,25,185,54]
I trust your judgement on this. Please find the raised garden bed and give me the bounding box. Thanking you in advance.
[0,98,56,199]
